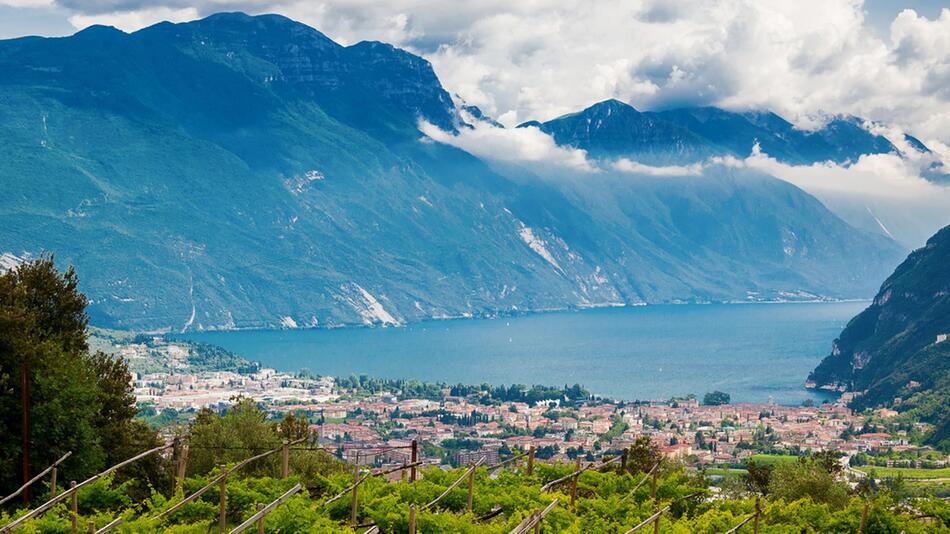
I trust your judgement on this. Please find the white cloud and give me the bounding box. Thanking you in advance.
[68,5,199,31]
[612,158,702,176]
[0,0,53,6]
[419,120,595,172]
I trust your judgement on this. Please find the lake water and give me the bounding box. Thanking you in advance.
[181,302,866,405]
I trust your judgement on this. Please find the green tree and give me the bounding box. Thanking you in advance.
[703,391,731,406]
[768,457,850,509]
[626,435,661,474]
[0,257,155,497]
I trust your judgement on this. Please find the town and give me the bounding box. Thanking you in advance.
[112,333,948,476]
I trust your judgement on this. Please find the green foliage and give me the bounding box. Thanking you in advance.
[768,457,850,509]
[809,225,950,447]
[2,458,947,532]
[0,258,164,495]
[703,390,731,406]
[625,436,661,475]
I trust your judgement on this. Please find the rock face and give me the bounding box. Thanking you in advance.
[529,98,902,165]
[0,13,905,331]
[808,225,950,417]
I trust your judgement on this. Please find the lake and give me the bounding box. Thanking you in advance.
[181,301,866,405]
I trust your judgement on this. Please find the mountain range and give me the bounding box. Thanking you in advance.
[808,224,950,449]
[522,98,912,166]
[0,12,910,331]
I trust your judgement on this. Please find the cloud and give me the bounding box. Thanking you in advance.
[68,5,198,31]
[612,158,702,176]
[419,120,595,172]
[741,144,942,200]
[0,0,53,6]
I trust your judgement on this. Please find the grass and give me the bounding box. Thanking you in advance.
[747,454,799,466]
[856,466,950,479]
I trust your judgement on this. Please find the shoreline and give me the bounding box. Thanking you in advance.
[154,298,872,336]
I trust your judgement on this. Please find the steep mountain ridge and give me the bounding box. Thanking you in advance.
[808,225,950,446]
[809,225,950,397]
[0,13,905,331]
[527,98,906,165]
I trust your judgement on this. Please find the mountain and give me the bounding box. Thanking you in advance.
[0,13,905,331]
[520,99,721,164]
[527,99,902,165]
[808,225,950,447]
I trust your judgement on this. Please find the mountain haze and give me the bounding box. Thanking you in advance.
[0,13,904,331]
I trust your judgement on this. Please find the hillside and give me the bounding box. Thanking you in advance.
[808,225,950,446]
[0,13,905,331]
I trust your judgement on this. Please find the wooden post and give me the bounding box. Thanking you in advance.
[218,465,227,534]
[70,481,78,533]
[753,495,760,534]
[281,440,290,479]
[350,463,359,526]
[50,467,57,498]
[176,443,189,492]
[408,504,416,534]
[534,510,543,534]
[858,499,869,534]
[87,520,95,533]
[255,502,264,534]
[410,440,418,483]
[652,469,660,534]
[466,462,475,513]
[171,437,180,493]
[620,449,628,474]
[527,446,535,476]
[570,457,580,510]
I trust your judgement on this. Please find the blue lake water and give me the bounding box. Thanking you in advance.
[181,302,867,405]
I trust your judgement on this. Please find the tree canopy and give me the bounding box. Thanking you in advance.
[0,257,164,500]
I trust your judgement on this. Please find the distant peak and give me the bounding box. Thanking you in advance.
[587,98,638,114]
[74,24,126,38]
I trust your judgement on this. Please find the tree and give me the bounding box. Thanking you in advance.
[0,257,155,498]
[768,458,849,509]
[744,460,772,495]
[703,391,731,406]
[626,435,661,474]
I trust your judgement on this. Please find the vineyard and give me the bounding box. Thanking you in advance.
[1,427,948,534]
